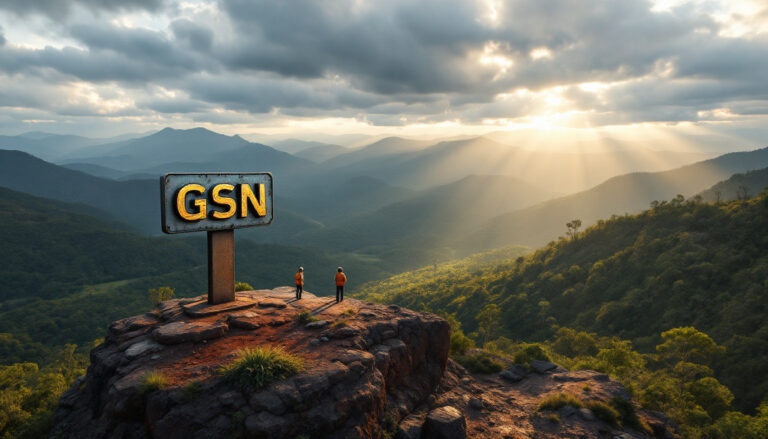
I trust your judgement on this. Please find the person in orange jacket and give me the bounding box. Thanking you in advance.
[335,267,347,303]
[295,267,304,300]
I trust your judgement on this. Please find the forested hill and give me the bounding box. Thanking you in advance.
[357,194,768,412]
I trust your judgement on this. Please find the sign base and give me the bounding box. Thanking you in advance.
[207,229,234,304]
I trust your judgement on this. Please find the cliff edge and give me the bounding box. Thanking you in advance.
[50,288,675,438]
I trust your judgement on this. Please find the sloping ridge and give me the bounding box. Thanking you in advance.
[465,145,768,251]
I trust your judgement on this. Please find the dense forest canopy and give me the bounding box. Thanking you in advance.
[358,193,768,413]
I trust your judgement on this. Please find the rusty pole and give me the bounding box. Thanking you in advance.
[207,229,235,304]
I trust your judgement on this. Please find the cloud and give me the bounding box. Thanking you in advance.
[0,0,165,18]
[0,0,767,132]
[170,19,213,51]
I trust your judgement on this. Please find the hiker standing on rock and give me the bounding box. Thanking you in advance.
[335,267,347,303]
[295,267,304,300]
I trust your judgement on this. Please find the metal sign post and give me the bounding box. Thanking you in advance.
[160,173,273,304]
[207,229,235,304]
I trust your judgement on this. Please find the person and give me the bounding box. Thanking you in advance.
[295,267,304,300]
[335,267,347,303]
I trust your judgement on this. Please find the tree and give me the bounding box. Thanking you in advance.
[566,219,582,241]
[476,304,501,347]
[713,189,722,204]
[657,327,724,365]
[737,185,750,201]
[148,286,175,305]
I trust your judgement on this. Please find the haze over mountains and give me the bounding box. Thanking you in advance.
[0,126,764,263]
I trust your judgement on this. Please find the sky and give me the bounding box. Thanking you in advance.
[0,0,767,148]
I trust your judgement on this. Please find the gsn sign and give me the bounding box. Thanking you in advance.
[160,173,273,234]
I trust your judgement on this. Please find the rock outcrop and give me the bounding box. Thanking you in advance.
[51,288,676,439]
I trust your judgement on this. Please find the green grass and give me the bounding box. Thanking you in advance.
[455,352,505,374]
[586,401,620,428]
[141,370,169,393]
[331,319,349,329]
[220,346,304,390]
[610,397,651,433]
[296,310,320,324]
[234,282,253,292]
[538,393,583,411]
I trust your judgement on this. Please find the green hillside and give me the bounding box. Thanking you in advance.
[358,194,768,412]
[0,186,390,365]
[699,167,768,202]
[465,145,768,251]
[0,186,198,302]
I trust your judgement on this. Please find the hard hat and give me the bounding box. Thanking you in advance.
[298,266,304,271]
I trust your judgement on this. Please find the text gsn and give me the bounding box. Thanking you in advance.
[175,183,266,221]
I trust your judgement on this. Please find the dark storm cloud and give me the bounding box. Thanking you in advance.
[170,19,213,52]
[218,0,497,94]
[0,0,165,17]
[1,0,768,127]
[0,23,209,82]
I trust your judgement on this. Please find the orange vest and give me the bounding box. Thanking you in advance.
[335,272,347,286]
[295,272,304,286]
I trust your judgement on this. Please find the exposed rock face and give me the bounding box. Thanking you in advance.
[51,287,676,439]
[50,288,449,439]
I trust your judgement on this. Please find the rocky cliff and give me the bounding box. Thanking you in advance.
[50,288,676,438]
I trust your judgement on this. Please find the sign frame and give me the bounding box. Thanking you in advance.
[160,172,274,235]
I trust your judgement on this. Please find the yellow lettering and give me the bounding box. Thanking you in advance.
[211,184,236,219]
[176,184,206,221]
[240,183,266,217]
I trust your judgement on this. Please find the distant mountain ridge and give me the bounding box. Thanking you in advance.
[466,145,768,251]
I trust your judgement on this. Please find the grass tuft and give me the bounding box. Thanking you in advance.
[538,392,583,411]
[455,352,505,374]
[341,309,357,316]
[234,281,253,292]
[586,401,621,428]
[610,397,652,433]
[332,319,349,328]
[220,346,304,390]
[546,413,560,424]
[141,370,169,393]
[296,310,319,324]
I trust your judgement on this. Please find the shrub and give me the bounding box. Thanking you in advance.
[332,319,349,329]
[148,287,175,305]
[610,397,651,433]
[455,352,504,374]
[514,343,550,366]
[220,346,304,389]
[538,392,583,411]
[296,311,319,324]
[234,282,253,292]
[141,370,169,393]
[586,401,621,428]
[450,331,474,356]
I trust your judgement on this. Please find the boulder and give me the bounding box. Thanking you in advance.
[153,320,228,344]
[530,359,558,373]
[424,406,467,439]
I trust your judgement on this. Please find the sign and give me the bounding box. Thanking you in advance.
[160,173,273,234]
[159,172,273,305]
